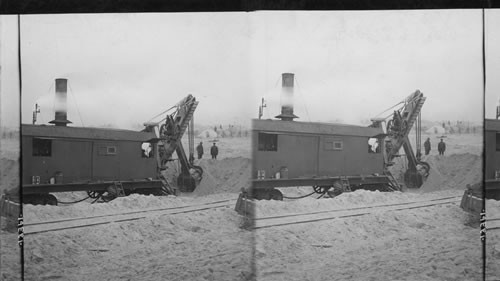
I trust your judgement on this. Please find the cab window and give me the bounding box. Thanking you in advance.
[258,133,277,151]
[33,138,52,156]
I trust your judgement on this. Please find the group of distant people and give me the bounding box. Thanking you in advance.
[196,142,219,160]
[213,124,247,138]
[424,138,446,156]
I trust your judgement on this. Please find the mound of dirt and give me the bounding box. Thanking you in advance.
[192,157,251,196]
[419,165,448,192]
[0,158,19,196]
[389,153,482,193]
[420,153,482,191]
[193,170,220,196]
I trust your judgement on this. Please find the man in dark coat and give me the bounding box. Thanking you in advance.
[210,142,218,159]
[438,139,446,155]
[424,138,431,155]
[196,142,204,159]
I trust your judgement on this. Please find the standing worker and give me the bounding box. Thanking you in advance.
[424,138,431,155]
[196,142,204,159]
[438,138,446,155]
[211,142,219,160]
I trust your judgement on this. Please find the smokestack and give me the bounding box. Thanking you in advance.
[49,78,72,126]
[275,73,299,121]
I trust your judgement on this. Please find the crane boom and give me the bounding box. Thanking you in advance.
[385,90,426,161]
[144,94,203,192]
[384,90,429,188]
[160,95,198,166]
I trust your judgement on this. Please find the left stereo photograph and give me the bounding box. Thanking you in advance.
[1,13,255,281]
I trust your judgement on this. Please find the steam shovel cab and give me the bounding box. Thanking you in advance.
[460,119,500,213]
[20,78,203,206]
[235,74,427,217]
[251,119,394,200]
[484,119,500,201]
[22,124,164,205]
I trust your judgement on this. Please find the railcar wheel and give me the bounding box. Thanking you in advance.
[45,194,58,205]
[87,191,97,198]
[313,185,330,194]
[87,190,101,199]
[269,189,283,201]
[87,190,115,203]
[252,189,269,200]
[23,194,58,206]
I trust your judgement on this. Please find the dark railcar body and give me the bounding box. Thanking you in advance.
[22,124,158,186]
[485,119,500,200]
[252,119,386,180]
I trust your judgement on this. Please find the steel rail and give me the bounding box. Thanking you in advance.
[25,198,235,227]
[487,219,500,231]
[255,196,461,221]
[24,199,236,235]
[253,197,461,230]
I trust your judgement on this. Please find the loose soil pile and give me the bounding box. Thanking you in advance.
[254,189,482,281]
[420,153,482,192]
[24,207,253,281]
[0,138,22,281]
[193,157,251,196]
[487,199,500,280]
[389,153,482,193]
[161,156,251,196]
[0,158,19,195]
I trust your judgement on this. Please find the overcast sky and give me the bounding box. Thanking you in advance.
[0,15,20,128]
[485,9,500,119]
[252,10,485,125]
[1,10,497,129]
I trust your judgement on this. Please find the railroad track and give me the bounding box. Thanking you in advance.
[487,217,500,231]
[24,199,237,235]
[253,196,462,229]
[24,195,499,233]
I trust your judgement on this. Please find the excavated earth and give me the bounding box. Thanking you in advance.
[487,199,500,280]
[0,138,22,281]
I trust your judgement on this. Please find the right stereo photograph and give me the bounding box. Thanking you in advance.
[483,8,500,281]
[241,9,499,281]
